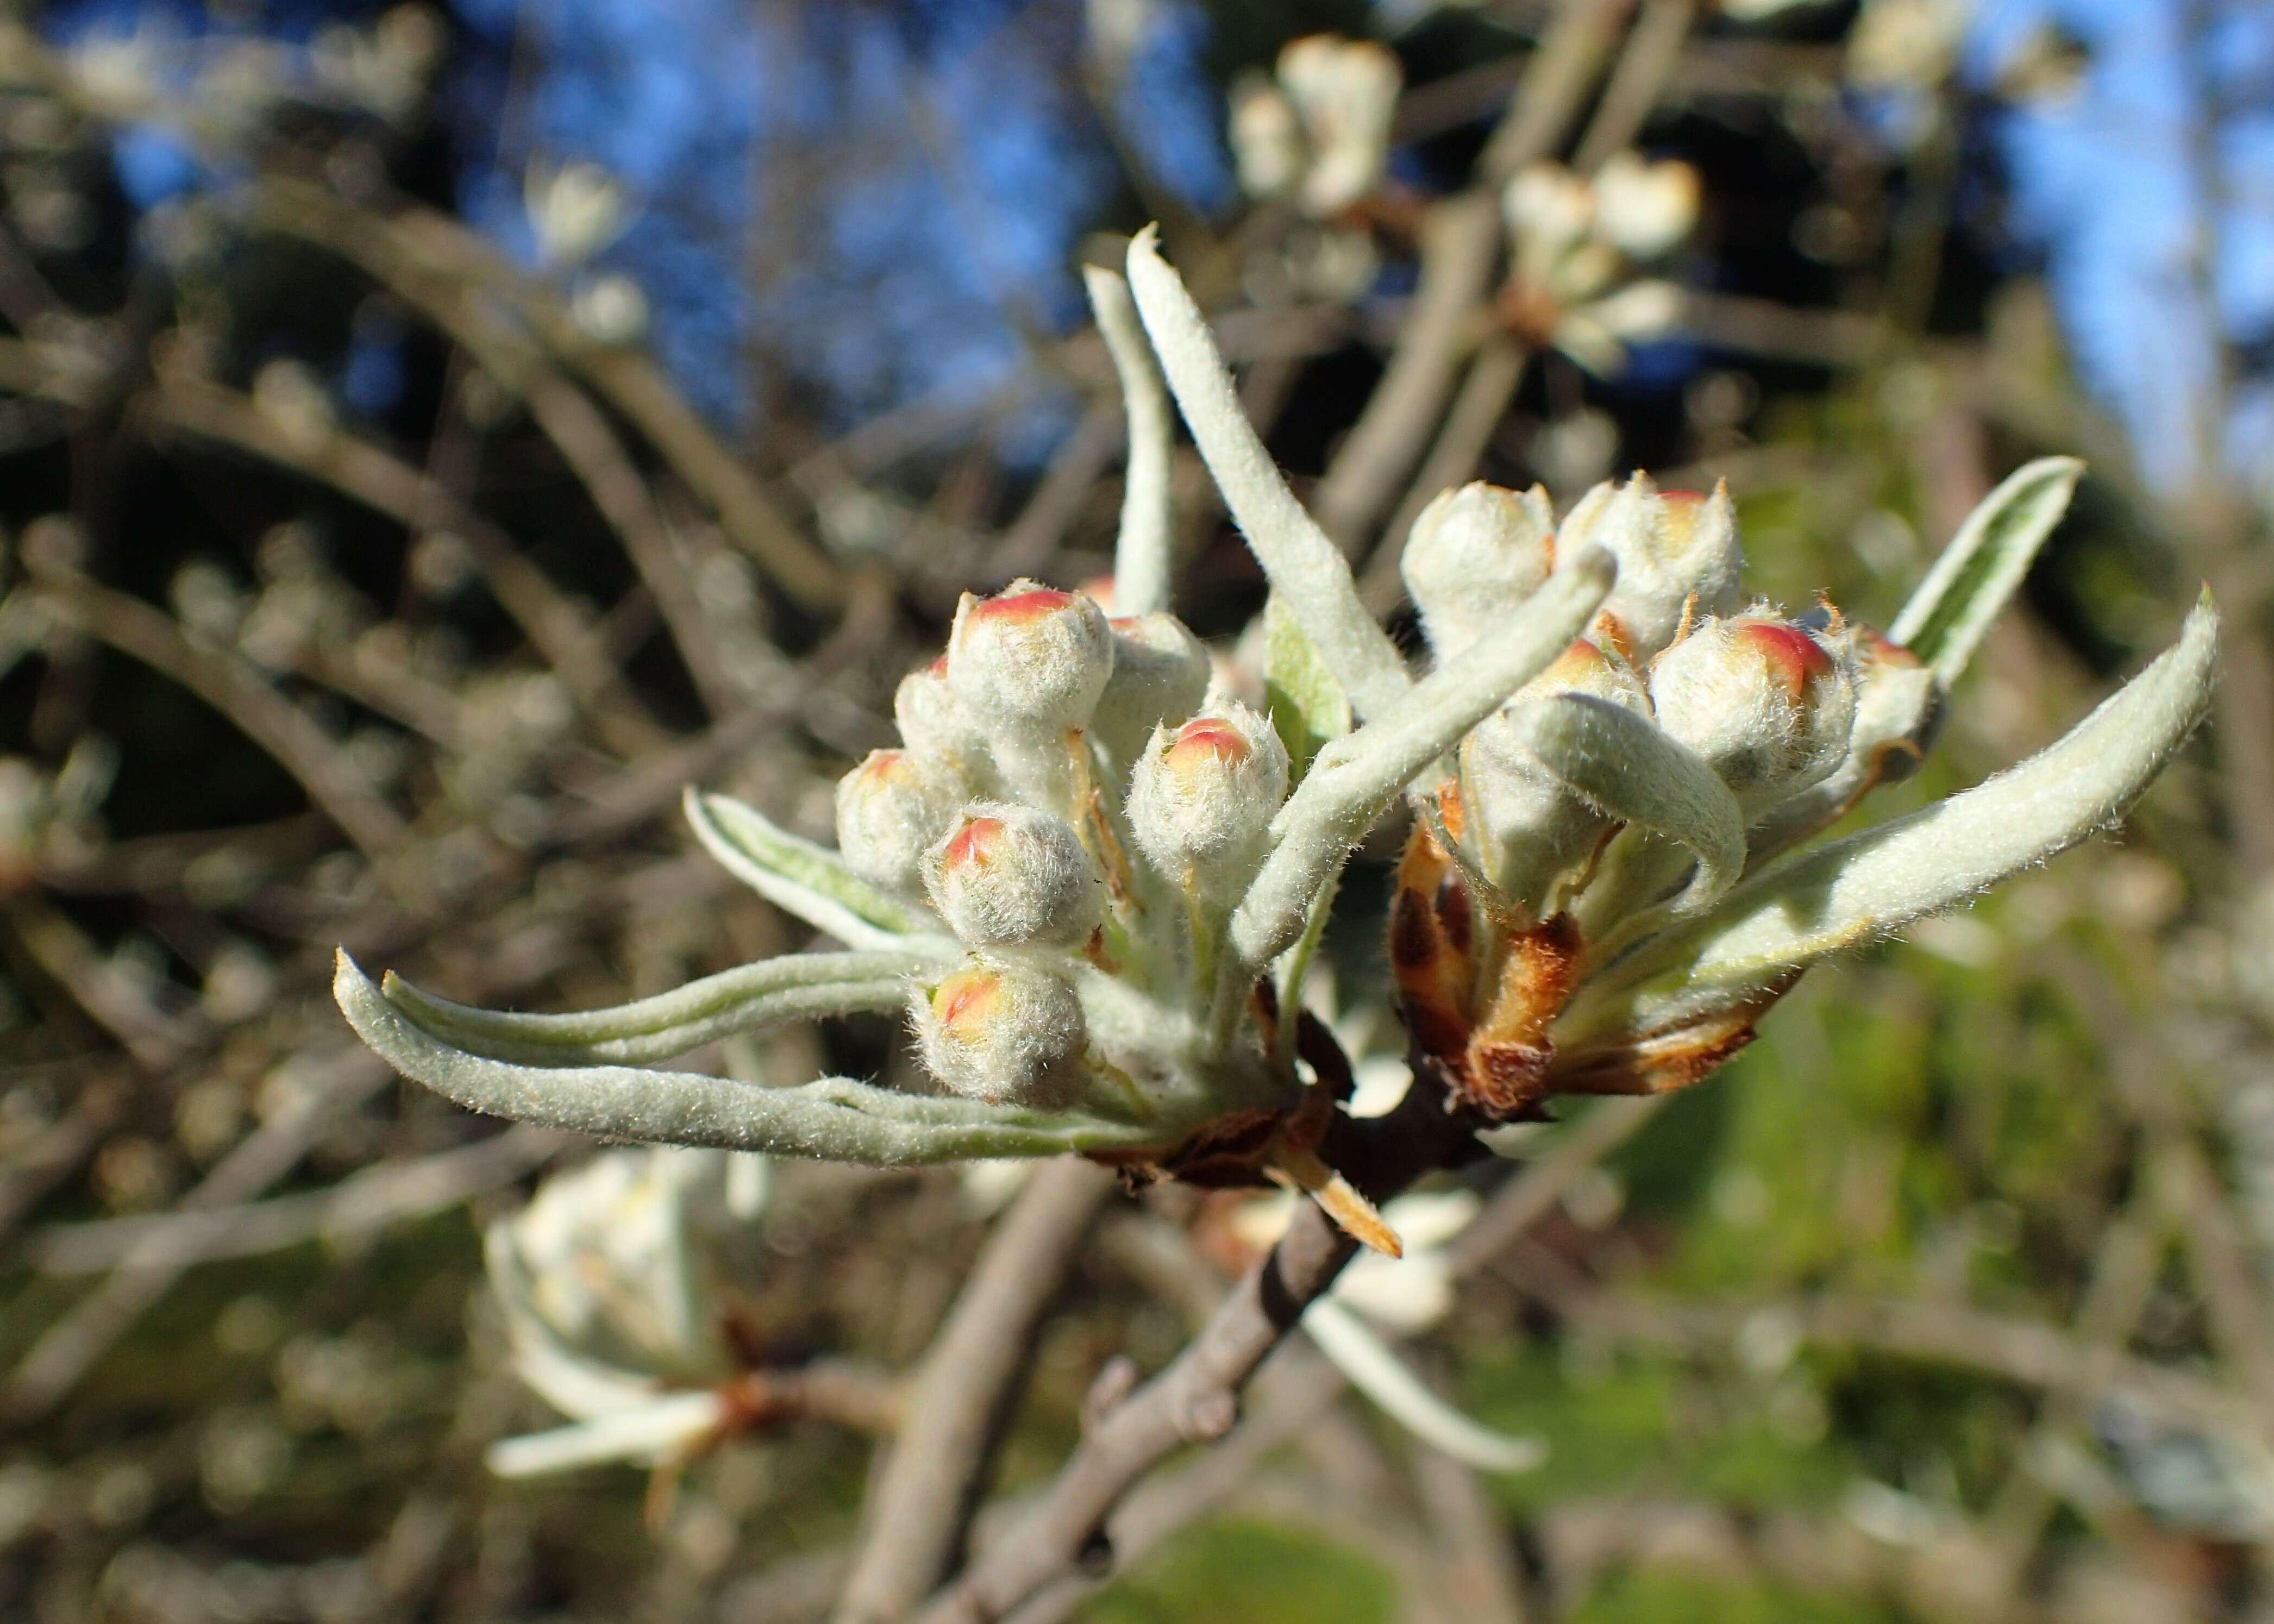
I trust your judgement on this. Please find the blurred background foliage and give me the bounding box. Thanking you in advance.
[1,0,2271,1620]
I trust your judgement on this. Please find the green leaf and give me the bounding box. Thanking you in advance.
[683,787,955,954]
[1888,455,2082,688]
[1125,227,1412,720]
[379,950,923,1068]
[1561,598,2217,1048]
[1505,693,1745,917]
[1264,592,1353,786]
[336,952,1163,1164]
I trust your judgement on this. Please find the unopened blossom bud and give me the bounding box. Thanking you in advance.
[1649,610,1857,815]
[1401,482,1556,660]
[912,962,1087,1105]
[1092,613,1212,763]
[925,803,1103,949]
[893,658,991,787]
[1128,702,1290,893]
[1463,639,1652,908]
[834,749,961,893]
[1844,627,1939,786]
[1561,475,1743,660]
[1502,162,1595,262]
[945,580,1114,733]
[1275,35,1401,218]
[1589,152,1700,261]
[1229,76,1304,203]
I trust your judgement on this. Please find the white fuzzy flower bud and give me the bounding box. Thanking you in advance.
[1128,703,1290,894]
[1589,152,1700,261]
[834,748,961,893]
[912,962,1087,1105]
[1275,35,1401,218]
[1092,612,1212,763]
[1229,75,1305,203]
[1649,610,1857,814]
[925,802,1104,949]
[1463,638,1652,907]
[1401,481,1556,661]
[945,580,1115,733]
[1502,162,1595,262]
[1561,475,1744,661]
[892,657,991,787]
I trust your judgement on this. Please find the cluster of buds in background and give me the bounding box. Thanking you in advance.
[337,228,2217,1263]
[1498,152,1699,373]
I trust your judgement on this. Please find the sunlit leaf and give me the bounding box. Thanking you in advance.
[684,787,954,954]
[1889,455,2082,688]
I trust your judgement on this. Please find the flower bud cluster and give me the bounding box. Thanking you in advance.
[831,578,1294,1113]
[1499,152,1699,373]
[1229,35,1402,220]
[1649,609,1857,816]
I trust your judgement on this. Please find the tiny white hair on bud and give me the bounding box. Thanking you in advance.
[1128,701,1292,895]
[946,580,1116,733]
[1402,481,1557,661]
[925,802,1104,949]
[1463,638,1651,908]
[1747,628,1940,859]
[912,961,1088,1105]
[834,749,962,894]
[1649,609,1858,817]
[1092,612,1212,764]
[1563,475,1744,660]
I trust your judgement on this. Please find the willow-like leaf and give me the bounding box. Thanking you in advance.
[1889,456,2082,688]
[1563,598,2217,1044]
[1502,692,1744,916]
[1229,549,1615,969]
[1085,264,1176,617]
[1125,227,1411,719]
[1302,1299,1546,1474]
[684,788,952,954]
[380,951,920,1068]
[338,954,1162,1163]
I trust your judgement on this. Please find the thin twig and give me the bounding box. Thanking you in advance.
[832,1158,1118,1624]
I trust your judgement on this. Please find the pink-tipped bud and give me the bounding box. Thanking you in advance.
[1844,628,1938,788]
[1649,609,1857,815]
[1092,613,1212,762]
[835,749,962,893]
[1561,474,1743,661]
[946,580,1114,732]
[1463,638,1652,909]
[1127,701,1290,893]
[912,962,1087,1105]
[893,657,991,786]
[1401,481,1558,661]
[925,802,1102,949]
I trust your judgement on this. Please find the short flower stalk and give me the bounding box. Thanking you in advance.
[336,233,2218,1268]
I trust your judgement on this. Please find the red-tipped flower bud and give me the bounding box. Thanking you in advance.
[925,802,1103,949]
[912,962,1087,1105]
[1127,701,1290,894]
[1092,612,1212,763]
[1462,638,1652,909]
[835,749,962,893]
[1561,474,1743,660]
[945,580,1114,732]
[1649,610,1857,815]
[1401,481,1557,660]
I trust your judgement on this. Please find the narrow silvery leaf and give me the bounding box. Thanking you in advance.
[1564,598,2216,1043]
[1124,227,1412,719]
[337,953,1162,1163]
[684,788,954,954]
[1230,549,1615,969]
[1302,1299,1546,1474]
[1502,692,1745,915]
[487,1391,727,1477]
[1889,456,2082,688]
[1264,592,1354,786]
[1085,264,1176,617]
[379,951,920,1068]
